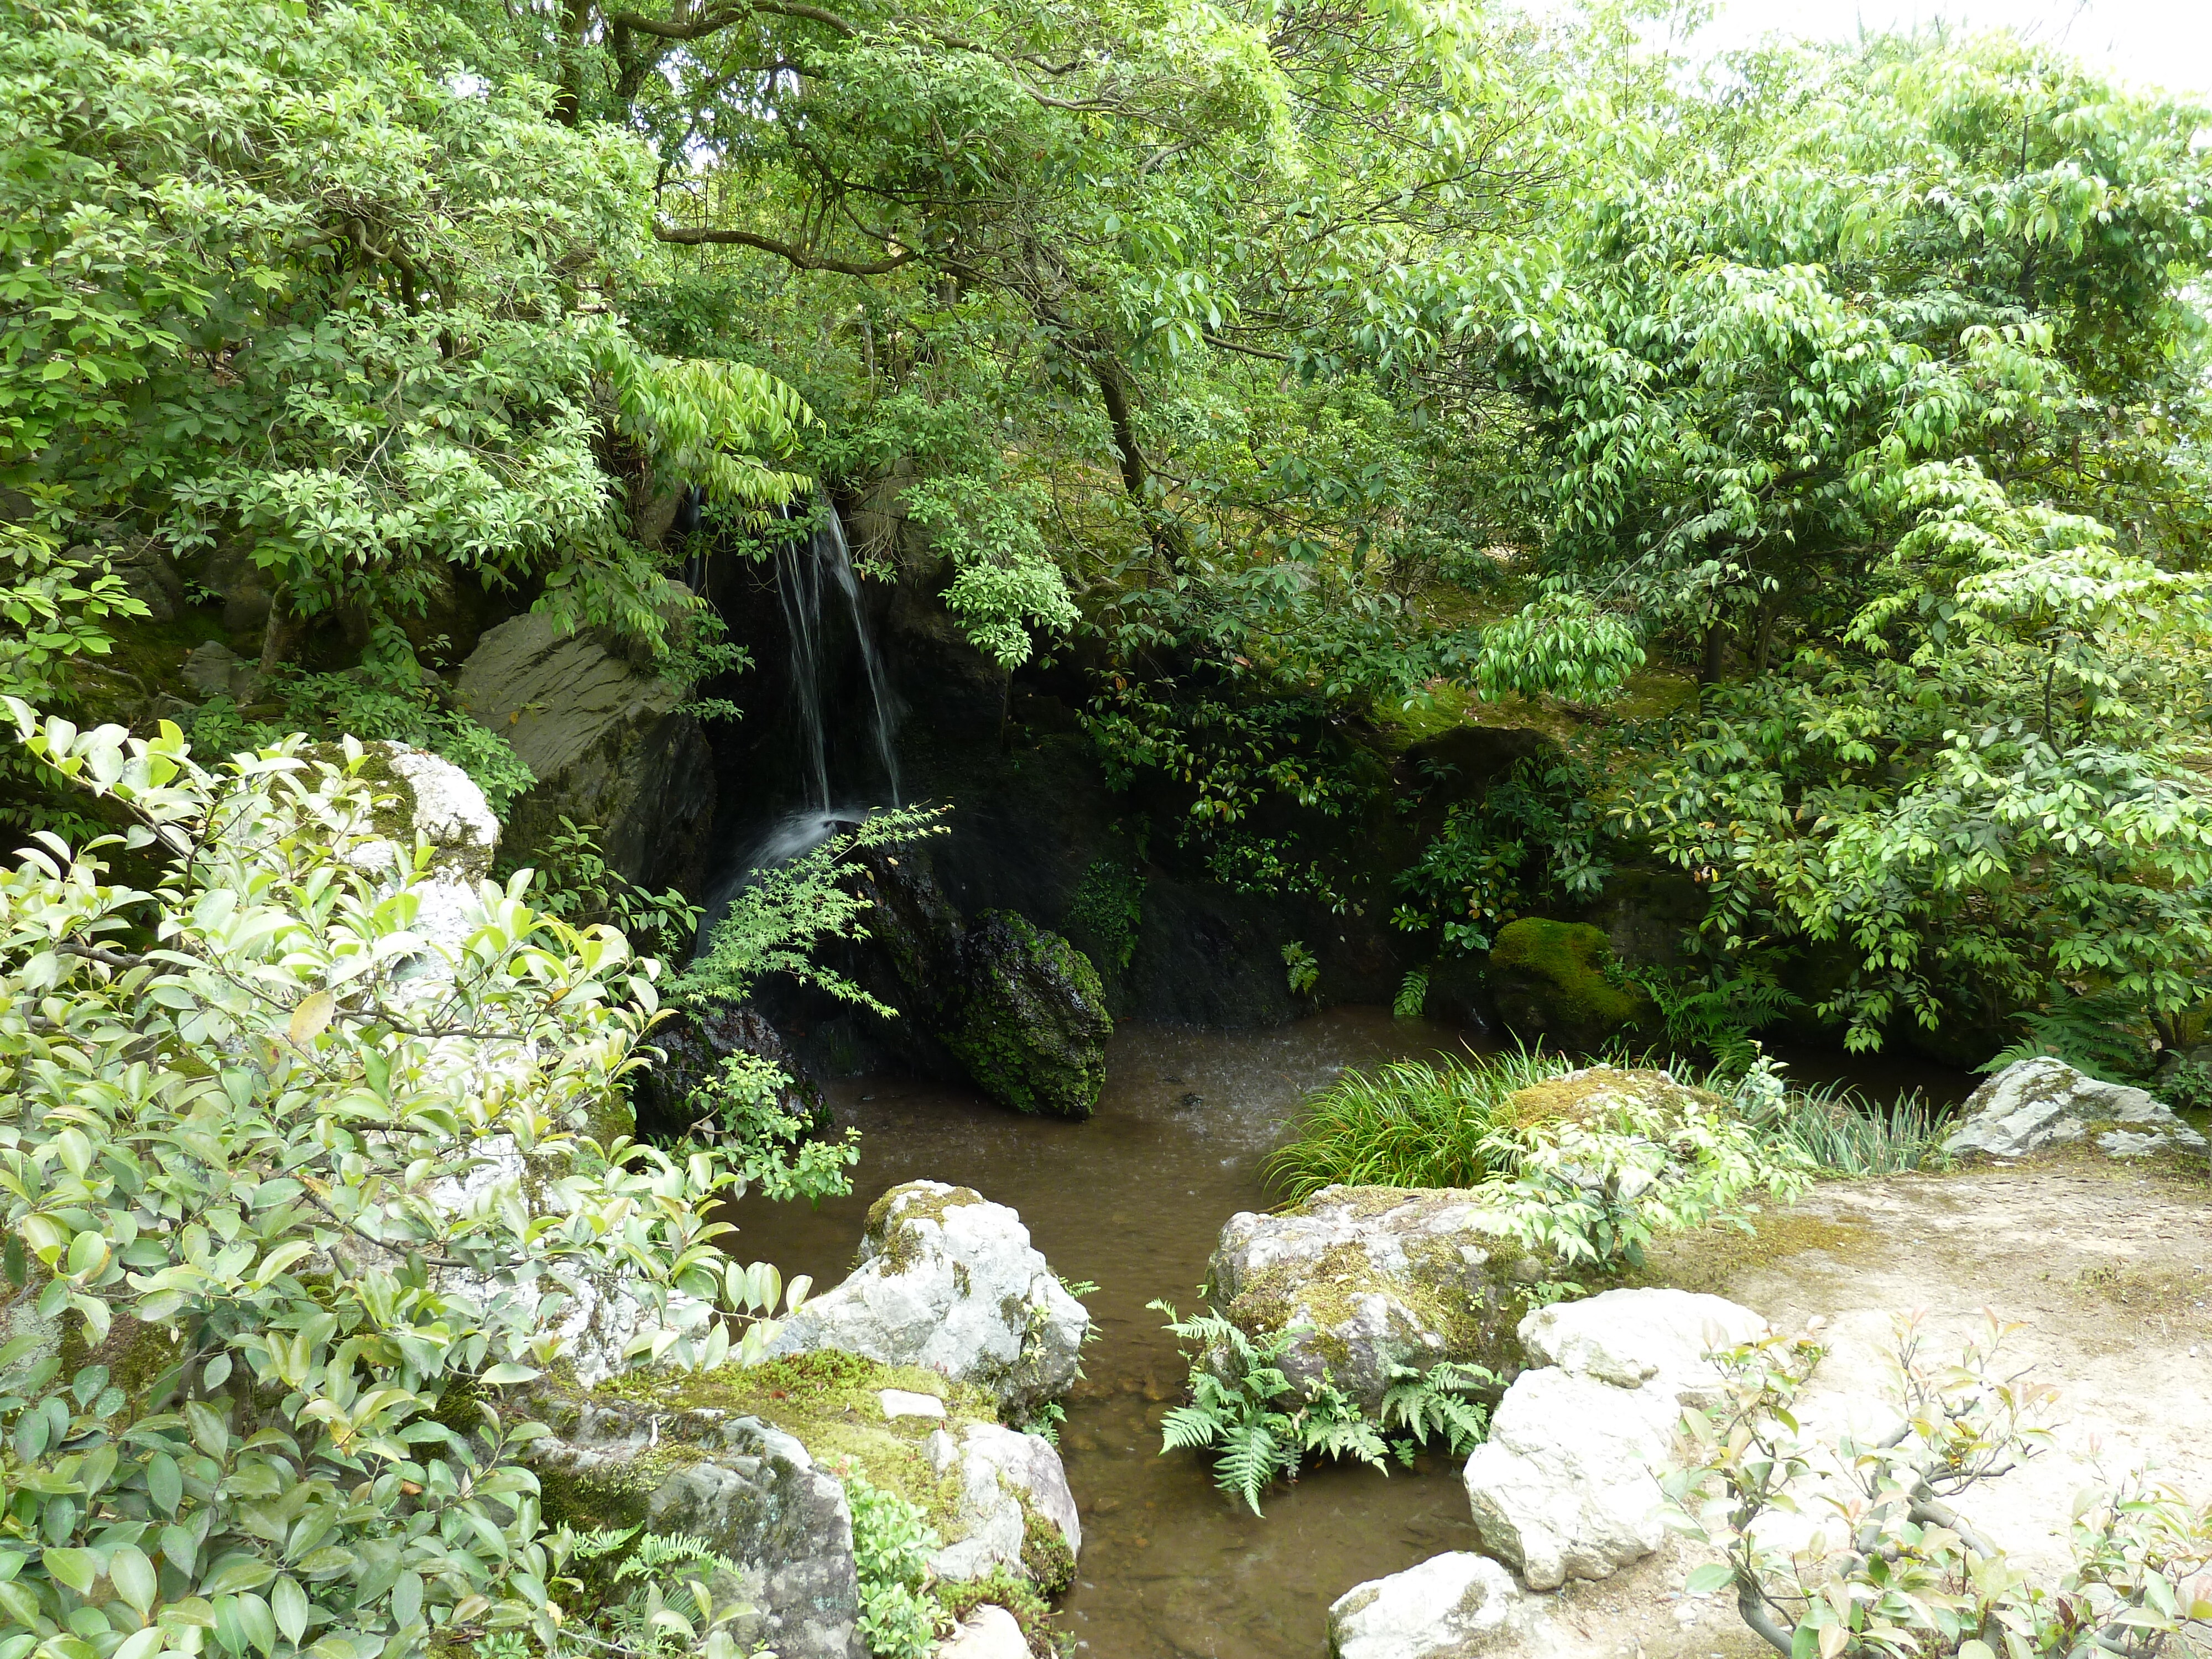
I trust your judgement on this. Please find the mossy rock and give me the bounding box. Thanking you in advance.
[942,910,1110,1119]
[1487,917,1654,1053]
[1209,1186,1543,1411]
[1502,1065,1719,1131]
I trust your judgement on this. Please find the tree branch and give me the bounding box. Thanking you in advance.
[606,0,857,39]
[651,223,915,273]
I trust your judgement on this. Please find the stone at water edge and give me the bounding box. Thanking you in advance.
[1486,916,1656,1052]
[1461,1368,1682,1589]
[1463,1287,1770,1590]
[1208,1185,1540,1413]
[939,1604,1029,1659]
[1944,1056,2209,1161]
[526,1394,865,1659]
[924,1422,1082,1588]
[1327,1553,1547,1659]
[764,1181,1090,1418]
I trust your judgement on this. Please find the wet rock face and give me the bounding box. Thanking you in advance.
[1944,1056,2208,1161]
[455,608,714,893]
[1208,1185,1537,1413]
[1486,917,1655,1053]
[943,910,1110,1118]
[1462,1288,1768,1590]
[528,1395,865,1659]
[763,1181,1090,1418]
[631,997,823,1141]
[1327,1552,1543,1659]
[857,849,1110,1118]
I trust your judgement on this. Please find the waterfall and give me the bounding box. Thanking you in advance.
[742,494,903,871]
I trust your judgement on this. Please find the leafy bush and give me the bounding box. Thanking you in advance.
[1671,1317,2212,1657]
[0,706,804,1658]
[843,1472,944,1659]
[1149,1303,1493,1515]
[538,1528,758,1658]
[1263,1050,1549,1198]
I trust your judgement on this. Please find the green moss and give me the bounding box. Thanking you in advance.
[1016,1493,1076,1596]
[1488,917,1655,1050]
[940,912,1108,1120]
[551,1350,998,1540]
[939,1569,1065,1657]
[1504,1066,1716,1130]
[866,1182,984,1275]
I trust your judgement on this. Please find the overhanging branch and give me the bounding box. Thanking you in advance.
[650,224,915,274]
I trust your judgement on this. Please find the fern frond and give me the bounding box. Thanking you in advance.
[1160,1405,1227,1452]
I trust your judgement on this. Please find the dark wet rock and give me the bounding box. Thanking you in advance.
[529,1394,864,1659]
[942,910,1109,1118]
[1208,1185,1539,1413]
[857,849,1110,1118]
[72,539,183,622]
[455,607,714,891]
[1487,917,1655,1052]
[633,997,823,1142]
[181,641,264,705]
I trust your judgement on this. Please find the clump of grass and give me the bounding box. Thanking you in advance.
[1767,1086,1953,1175]
[1269,1046,1952,1204]
[1263,1047,1570,1202]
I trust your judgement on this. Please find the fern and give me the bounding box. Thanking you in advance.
[1394,966,1430,1020]
[1149,1302,1489,1516]
[1980,987,2154,1082]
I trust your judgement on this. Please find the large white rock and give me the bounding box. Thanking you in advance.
[937,1604,1027,1659]
[1327,1552,1545,1659]
[1461,1368,1681,1589]
[765,1182,1089,1415]
[1944,1057,2208,1161]
[342,741,499,967]
[924,1421,1081,1585]
[1520,1287,1770,1407]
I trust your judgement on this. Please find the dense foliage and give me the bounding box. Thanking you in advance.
[0,710,803,1659]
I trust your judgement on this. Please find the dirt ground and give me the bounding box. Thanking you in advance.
[1520,1151,2212,1659]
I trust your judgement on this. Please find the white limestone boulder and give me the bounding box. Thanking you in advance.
[938,1604,1028,1659]
[924,1421,1081,1587]
[764,1182,1089,1415]
[1519,1287,1771,1407]
[1464,1287,1770,1590]
[1944,1057,2207,1161]
[1327,1552,1547,1658]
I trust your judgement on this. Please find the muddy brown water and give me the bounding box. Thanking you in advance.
[727,1010,1973,1658]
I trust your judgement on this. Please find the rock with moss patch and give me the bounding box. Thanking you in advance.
[528,1390,866,1659]
[1327,1552,1548,1659]
[1209,1185,1539,1413]
[1944,1056,2208,1161]
[924,1422,1081,1588]
[940,1604,1030,1659]
[1487,918,1654,1052]
[942,910,1110,1118]
[764,1182,1089,1417]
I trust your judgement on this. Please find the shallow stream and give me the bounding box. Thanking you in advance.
[729,1010,1973,1658]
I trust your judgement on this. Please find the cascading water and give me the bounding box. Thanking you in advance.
[734,495,904,874]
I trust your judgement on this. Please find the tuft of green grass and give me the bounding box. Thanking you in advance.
[1264,1047,1571,1202]
[1765,1087,1954,1176]
[1268,1047,1952,1204]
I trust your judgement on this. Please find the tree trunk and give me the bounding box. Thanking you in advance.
[1699,617,1729,685]
[553,0,592,127]
[1091,351,1187,568]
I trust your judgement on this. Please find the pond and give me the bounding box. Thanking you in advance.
[727,1009,1972,1657]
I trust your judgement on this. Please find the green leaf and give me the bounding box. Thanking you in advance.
[109,1545,158,1618]
[41,1547,98,1596]
[1684,1563,1735,1596]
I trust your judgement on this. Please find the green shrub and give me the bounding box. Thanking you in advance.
[1263,1048,1559,1199]
[0,707,805,1659]
[843,1472,945,1659]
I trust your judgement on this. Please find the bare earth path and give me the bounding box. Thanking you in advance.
[1523,1153,2212,1658]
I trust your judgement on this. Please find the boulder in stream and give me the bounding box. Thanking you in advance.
[1208,1186,1540,1413]
[763,1181,1090,1418]
[1943,1056,2208,1161]
[924,1421,1081,1589]
[857,848,1111,1118]
[1462,1287,1768,1590]
[1486,917,1655,1052]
